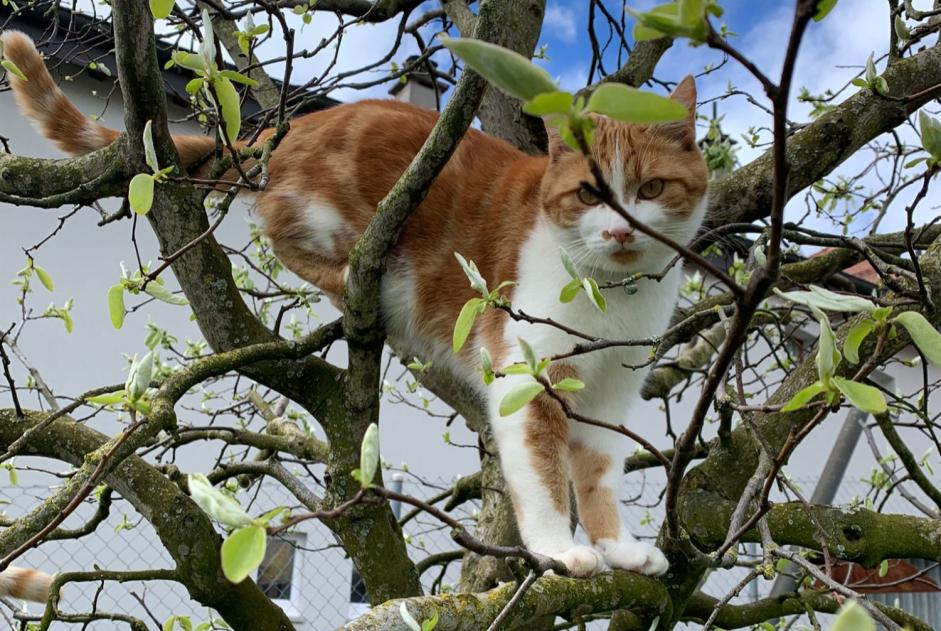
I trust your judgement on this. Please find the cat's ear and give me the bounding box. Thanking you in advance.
[655,75,698,149]
[545,122,575,162]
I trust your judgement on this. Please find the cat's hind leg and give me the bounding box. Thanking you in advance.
[569,428,668,576]
[489,380,603,577]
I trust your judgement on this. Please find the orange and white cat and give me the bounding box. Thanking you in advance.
[1,31,707,590]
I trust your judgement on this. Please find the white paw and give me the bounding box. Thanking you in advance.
[552,545,605,577]
[595,539,669,576]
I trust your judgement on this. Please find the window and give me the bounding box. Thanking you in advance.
[257,534,304,621]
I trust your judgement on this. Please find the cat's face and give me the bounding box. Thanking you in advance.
[539,76,709,277]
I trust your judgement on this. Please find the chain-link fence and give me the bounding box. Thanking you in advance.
[2,477,938,629]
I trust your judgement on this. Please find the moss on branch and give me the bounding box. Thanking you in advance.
[340,571,670,631]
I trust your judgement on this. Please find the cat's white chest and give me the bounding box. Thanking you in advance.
[500,219,682,401]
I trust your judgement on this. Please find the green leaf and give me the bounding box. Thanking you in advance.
[522,91,573,116]
[212,76,242,141]
[844,318,876,364]
[33,265,54,292]
[895,16,911,41]
[892,311,941,366]
[454,252,488,295]
[108,283,126,329]
[781,381,827,412]
[144,281,189,306]
[865,52,878,84]
[442,37,558,101]
[584,278,606,312]
[502,363,533,376]
[878,559,889,577]
[813,0,838,21]
[832,376,887,414]
[142,120,159,173]
[221,524,266,583]
[59,309,74,334]
[453,298,485,352]
[499,382,545,416]
[126,351,156,402]
[774,285,876,313]
[559,247,579,279]
[171,51,207,72]
[812,306,840,386]
[553,377,585,392]
[586,83,687,124]
[86,391,128,406]
[219,69,259,88]
[188,474,254,528]
[850,77,869,88]
[480,347,494,384]
[678,0,705,26]
[830,601,875,631]
[149,0,174,18]
[518,337,538,372]
[919,111,941,162]
[559,278,582,303]
[358,422,380,488]
[129,173,155,215]
[1,59,27,81]
[421,608,439,631]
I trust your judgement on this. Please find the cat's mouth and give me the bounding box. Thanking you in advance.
[607,249,642,264]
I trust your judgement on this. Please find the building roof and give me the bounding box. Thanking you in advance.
[0,2,337,119]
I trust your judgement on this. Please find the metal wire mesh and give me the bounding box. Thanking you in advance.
[1,477,937,630]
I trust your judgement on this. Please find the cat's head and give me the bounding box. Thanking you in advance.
[538,75,709,276]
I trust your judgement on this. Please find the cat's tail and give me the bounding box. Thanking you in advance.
[2,31,215,165]
[0,566,53,602]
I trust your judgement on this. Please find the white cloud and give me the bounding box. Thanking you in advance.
[545,5,578,43]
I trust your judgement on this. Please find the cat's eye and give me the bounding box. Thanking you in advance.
[577,188,599,205]
[638,179,665,200]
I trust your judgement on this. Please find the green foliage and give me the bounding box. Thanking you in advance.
[586,83,687,123]
[498,382,545,416]
[918,111,941,165]
[813,0,838,21]
[148,0,175,20]
[444,36,685,157]
[236,16,270,55]
[351,422,380,488]
[451,253,514,352]
[453,298,486,352]
[108,283,126,329]
[164,10,253,141]
[843,318,876,364]
[129,173,155,215]
[221,524,266,583]
[780,381,827,412]
[628,0,722,43]
[895,16,911,41]
[851,53,888,95]
[892,311,941,366]
[125,350,155,403]
[829,601,875,631]
[774,285,877,313]
[187,473,254,529]
[831,376,887,414]
[399,603,439,631]
[441,37,557,101]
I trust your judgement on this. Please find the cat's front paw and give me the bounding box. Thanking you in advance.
[595,539,669,576]
[550,545,605,577]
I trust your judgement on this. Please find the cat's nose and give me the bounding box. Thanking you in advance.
[603,227,634,245]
